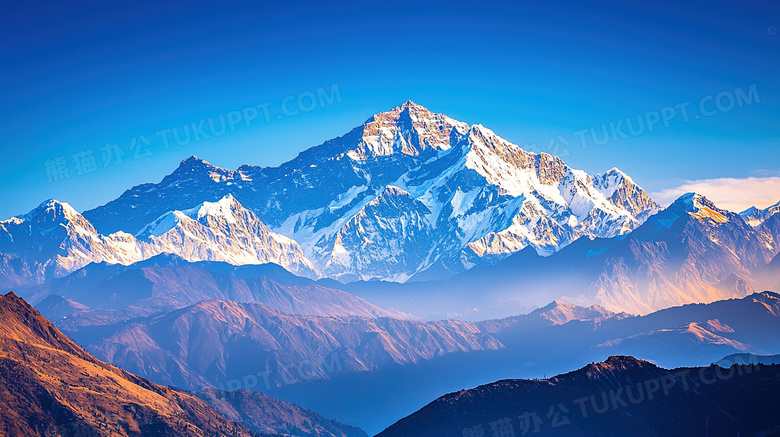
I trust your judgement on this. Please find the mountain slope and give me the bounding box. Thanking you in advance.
[471,291,780,378]
[82,101,659,282]
[268,291,780,435]
[716,352,780,367]
[752,251,780,291]
[579,192,780,313]
[84,299,501,390]
[0,291,259,437]
[376,356,780,437]
[197,388,367,437]
[477,300,626,333]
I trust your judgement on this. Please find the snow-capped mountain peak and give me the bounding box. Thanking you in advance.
[136,194,247,238]
[188,194,240,223]
[167,155,238,186]
[674,192,730,224]
[740,200,780,227]
[19,199,82,225]
[0,199,146,283]
[593,168,633,197]
[1,199,98,253]
[0,194,319,286]
[347,101,470,160]
[741,206,759,216]
[592,168,658,218]
[135,211,184,238]
[136,195,318,276]
[177,155,219,171]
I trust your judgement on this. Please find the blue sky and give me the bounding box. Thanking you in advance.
[1,0,778,219]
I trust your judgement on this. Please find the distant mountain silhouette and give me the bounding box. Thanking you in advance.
[25,254,404,329]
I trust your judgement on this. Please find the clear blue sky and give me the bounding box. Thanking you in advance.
[1,0,778,219]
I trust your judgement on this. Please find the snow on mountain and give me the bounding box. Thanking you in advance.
[303,115,660,280]
[740,200,780,227]
[137,194,317,276]
[582,193,780,313]
[82,101,660,282]
[323,186,433,282]
[406,192,780,317]
[0,199,147,284]
[343,99,469,159]
[0,196,318,286]
[592,167,660,219]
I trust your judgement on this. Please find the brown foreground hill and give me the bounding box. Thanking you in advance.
[0,291,262,437]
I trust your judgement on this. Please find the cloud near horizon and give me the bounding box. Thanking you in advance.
[652,176,780,213]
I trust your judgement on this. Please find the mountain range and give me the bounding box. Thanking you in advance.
[2,102,778,321]
[22,254,401,328]
[76,101,659,282]
[206,287,780,435]
[740,200,780,227]
[0,195,316,288]
[715,352,780,366]
[86,299,500,391]
[7,282,780,436]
